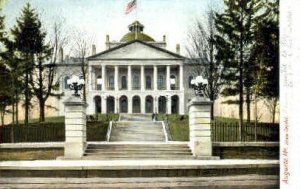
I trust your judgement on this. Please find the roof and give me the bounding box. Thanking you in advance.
[88,40,186,60]
[120,32,155,42]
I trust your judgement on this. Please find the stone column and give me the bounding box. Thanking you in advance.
[188,97,213,158]
[102,96,107,114]
[141,65,145,91]
[114,97,118,113]
[179,94,185,115]
[101,65,106,91]
[167,95,172,114]
[155,96,159,114]
[128,65,132,91]
[153,65,157,90]
[64,96,87,159]
[141,95,145,114]
[179,64,184,90]
[166,65,170,90]
[128,97,132,114]
[114,65,119,91]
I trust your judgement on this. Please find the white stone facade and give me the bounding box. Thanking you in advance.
[56,22,200,116]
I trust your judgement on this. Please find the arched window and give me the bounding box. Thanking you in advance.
[133,75,140,90]
[121,76,127,90]
[108,75,114,90]
[188,76,193,88]
[64,76,70,90]
[146,75,152,89]
[158,74,165,90]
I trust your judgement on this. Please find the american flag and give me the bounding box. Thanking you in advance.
[125,0,137,14]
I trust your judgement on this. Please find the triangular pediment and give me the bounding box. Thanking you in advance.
[88,40,184,60]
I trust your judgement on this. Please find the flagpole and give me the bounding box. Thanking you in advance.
[135,0,138,40]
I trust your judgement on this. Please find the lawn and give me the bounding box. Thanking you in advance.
[0,149,63,161]
[0,114,278,143]
[158,114,279,142]
[0,114,119,143]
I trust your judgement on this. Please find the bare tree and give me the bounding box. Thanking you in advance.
[186,6,222,120]
[264,97,278,124]
[71,29,94,102]
[30,20,69,122]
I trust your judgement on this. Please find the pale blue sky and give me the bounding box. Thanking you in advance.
[2,0,223,56]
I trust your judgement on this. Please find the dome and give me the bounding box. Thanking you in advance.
[120,32,155,42]
[120,20,155,42]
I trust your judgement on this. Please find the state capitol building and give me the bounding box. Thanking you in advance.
[56,21,199,116]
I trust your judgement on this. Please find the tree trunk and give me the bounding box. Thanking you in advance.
[246,88,251,124]
[211,101,214,120]
[24,70,29,127]
[16,100,19,126]
[272,98,278,124]
[239,32,244,141]
[12,102,15,125]
[254,93,257,141]
[1,111,4,126]
[39,100,45,122]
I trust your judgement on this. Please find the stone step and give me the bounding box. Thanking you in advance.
[109,138,165,142]
[0,160,279,178]
[82,156,195,160]
[84,143,193,160]
[86,147,190,151]
[0,175,280,189]
[85,151,192,155]
[87,144,189,149]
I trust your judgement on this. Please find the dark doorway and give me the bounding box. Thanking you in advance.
[132,96,141,113]
[119,96,128,113]
[171,95,179,114]
[158,96,167,114]
[145,96,153,113]
[107,96,115,113]
[94,96,101,114]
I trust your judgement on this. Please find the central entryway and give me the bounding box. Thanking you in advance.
[132,96,141,113]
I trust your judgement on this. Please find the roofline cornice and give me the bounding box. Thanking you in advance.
[87,40,187,60]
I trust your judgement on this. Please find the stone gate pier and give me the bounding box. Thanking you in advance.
[188,96,219,159]
[63,96,87,159]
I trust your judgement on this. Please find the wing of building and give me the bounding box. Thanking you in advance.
[56,21,202,116]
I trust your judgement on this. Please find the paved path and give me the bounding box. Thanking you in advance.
[0,175,279,189]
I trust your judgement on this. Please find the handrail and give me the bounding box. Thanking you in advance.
[106,121,113,142]
[161,121,168,142]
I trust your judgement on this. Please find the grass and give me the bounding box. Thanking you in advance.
[1,113,278,143]
[0,149,63,161]
[1,114,119,143]
[157,114,279,142]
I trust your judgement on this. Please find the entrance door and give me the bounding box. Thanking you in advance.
[145,96,153,113]
[107,96,115,113]
[120,96,128,113]
[171,95,179,114]
[132,96,141,113]
[158,96,167,114]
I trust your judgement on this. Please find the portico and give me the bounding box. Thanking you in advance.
[58,21,195,117]
[86,33,186,115]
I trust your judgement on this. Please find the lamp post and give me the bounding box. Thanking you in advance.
[190,76,208,97]
[67,75,85,97]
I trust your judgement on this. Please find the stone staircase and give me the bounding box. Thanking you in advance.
[83,114,194,160]
[109,121,166,142]
[83,143,194,160]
